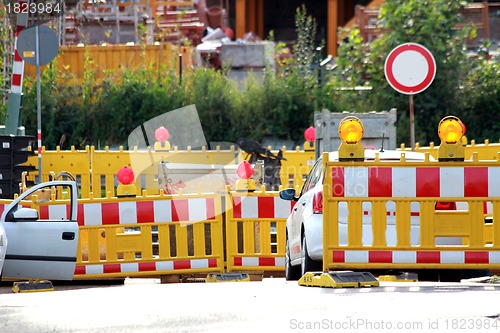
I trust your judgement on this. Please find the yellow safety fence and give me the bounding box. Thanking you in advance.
[277,145,315,189]
[34,146,92,198]
[322,152,500,272]
[23,144,314,199]
[401,138,500,161]
[22,191,226,279]
[25,145,239,198]
[225,187,289,273]
[90,145,238,197]
[1,187,291,279]
[23,138,499,202]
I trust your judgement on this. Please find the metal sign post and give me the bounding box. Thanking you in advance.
[17,25,59,182]
[409,94,414,150]
[384,43,436,151]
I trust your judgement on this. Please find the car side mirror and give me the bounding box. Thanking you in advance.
[12,208,39,221]
[279,188,297,201]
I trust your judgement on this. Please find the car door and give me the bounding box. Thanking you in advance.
[1,181,79,280]
[289,158,323,262]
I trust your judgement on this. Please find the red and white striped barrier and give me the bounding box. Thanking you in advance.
[232,256,285,267]
[75,258,219,276]
[39,198,217,226]
[226,194,290,272]
[231,196,295,219]
[331,166,500,198]
[11,0,29,95]
[332,250,500,264]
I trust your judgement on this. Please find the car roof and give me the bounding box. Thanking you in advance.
[327,149,433,161]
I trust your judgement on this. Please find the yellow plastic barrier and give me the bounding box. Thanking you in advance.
[21,144,314,199]
[401,139,500,161]
[11,187,295,279]
[322,152,500,272]
[90,145,238,197]
[20,138,500,201]
[225,186,291,273]
[30,191,225,279]
[25,146,92,198]
[274,146,315,189]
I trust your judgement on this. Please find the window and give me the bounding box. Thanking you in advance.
[301,157,323,194]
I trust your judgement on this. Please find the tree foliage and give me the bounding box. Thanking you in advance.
[333,0,499,145]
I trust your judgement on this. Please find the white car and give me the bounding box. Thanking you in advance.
[0,224,6,280]
[279,149,456,281]
[0,181,79,281]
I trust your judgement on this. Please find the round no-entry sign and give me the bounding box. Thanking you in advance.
[384,43,436,95]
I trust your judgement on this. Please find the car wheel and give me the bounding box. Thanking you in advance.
[301,235,322,276]
[285,237,301,281]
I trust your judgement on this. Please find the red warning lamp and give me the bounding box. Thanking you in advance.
[116,166,136,197]
[155,126,170,142]
[235,161,256,191]
[304,126,316,142]
[237,161,254,179]
[154,126,171,151]
[117,166,134,185]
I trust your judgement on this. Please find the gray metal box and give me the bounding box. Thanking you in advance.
[315,109,397,154]
[220,42,275,68]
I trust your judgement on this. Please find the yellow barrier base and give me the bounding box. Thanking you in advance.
[378,272,418,282]
[116,184,137,197]
[298,271,379,288]
[12,280,54,293]
[206,273,250,282]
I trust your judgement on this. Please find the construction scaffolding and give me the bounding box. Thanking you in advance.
[59,0,229,46]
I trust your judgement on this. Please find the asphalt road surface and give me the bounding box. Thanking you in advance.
[1,278,500,333]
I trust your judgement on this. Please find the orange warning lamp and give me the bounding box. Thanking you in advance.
[154,126,171,151]
[338,116,365,161]
[117,166,137,197]
[438,116,465,143]
[438,116,465,161]
[339,117,363,143]
[235,161,256,192]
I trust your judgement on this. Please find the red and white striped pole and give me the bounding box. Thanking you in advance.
[5,0,29,134]
[11,0,28,95]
